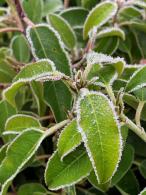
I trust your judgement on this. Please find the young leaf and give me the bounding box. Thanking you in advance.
[11,34,31,63]
[0,100,16,135]
[5,114,41,132]
[96,27,125,40]
[0,128,44,195]
[45,146,92,190]
[22,0,43,23]
[83,1,117,39]
[26,24,72,76]
[57,119,82,160]
[44,81,72,122]
[60,7,88,28]
[88,171,110,192]
[111,144,134,185]
[77,90,122,184]
[126,66,146,93]
[18,183,47,195]
[48,14,76,49]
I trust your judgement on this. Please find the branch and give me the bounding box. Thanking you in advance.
[0,27,22,33]
[135,101,145,127]
[64,0,70,8]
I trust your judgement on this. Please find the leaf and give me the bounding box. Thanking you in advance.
[45,145,92,190]
[60,7,88,28]
[30,81,46,116]
[140,188,146,195]
[77,90,122,183]
[5,114,41,132]
[48,14,76,49]
[95,36,119,55]
[139,160,146,179]
[44,81,72,122]
[86,51,125,76]
[0,144,7,164]
[83,1,117,39]
[0,100,16,135]
[111,144,134,185]
[132,0,146,9]
[42,0,63,16]
[96,27,125,40]
[26,24,72,76]
[81,0,98,10]
[0,128,45,195]
[0,59,16,83]
[13,59,56,82]
[57,119,82,160]
[11,34,31,63]
[22,0,43,23]
[126,65,146,93]
[116,170,139,195]
[88,171,110,192]
[18,183,47,195]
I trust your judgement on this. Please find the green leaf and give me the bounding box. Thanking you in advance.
[45,146,92,190]
[126,66,146,93]
[81,0,98,10]
[44,81,72,122]
[26,24,72,76]
[42,0,63,16]
[140,188,146,195]
[11,34,31,63]
[88,171,110,192]
[0,128,45,195]
[96,27,125,40]
[22,0,43,23]
[18,183,47,195]
[116,170,139,195]
[0,144,7,164]
[83,1,117,39]
[60,7,88,28]
[139,160,146,179]
[13,59,55,82]
[5,114,41,132]
[86,51,125,76]
[30,81,46,116]
[57,119,82,160]
[0,59,16,83]
[77,90,122,183]
[48,14,76,49]
[0,100,16,135]
[111,144,134,185]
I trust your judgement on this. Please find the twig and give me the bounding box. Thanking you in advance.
[0,27,22,33]
[64,0,70,8]
[135,101,145,127]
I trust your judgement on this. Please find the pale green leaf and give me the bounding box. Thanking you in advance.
[0,128,45,195]
[18,183,47,195]
[60,7,88,28]
[96,27,125,40]
[22,0,43,23]
[48,14,76,49]
[45,146,92,190]
[44,81,72,122]
[57,119,82,160]
[126,65,146,93]
[77,90,122,183]
[26,24,72,76]
[83,1,117,39]
[11,34,31,63]
[5,114,41,132]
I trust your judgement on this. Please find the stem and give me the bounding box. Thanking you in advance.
[106,85,116,105]
[45,119,70,137]
[64,0,70,8]
[121,113,146,142]
[0,27,22,33]
[135,101,145,127]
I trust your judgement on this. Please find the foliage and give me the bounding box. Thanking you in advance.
[1,0,146,194]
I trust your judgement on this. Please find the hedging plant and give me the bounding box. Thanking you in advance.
[1,0,146,194]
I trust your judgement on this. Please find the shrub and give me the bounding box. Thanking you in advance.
[0,0,146,194]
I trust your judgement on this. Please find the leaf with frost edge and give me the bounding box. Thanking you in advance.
[0,128,46,195]
[57,119,82,160]
[76,89,123,183]
[83,1,118,39]
[26,24,72,77]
